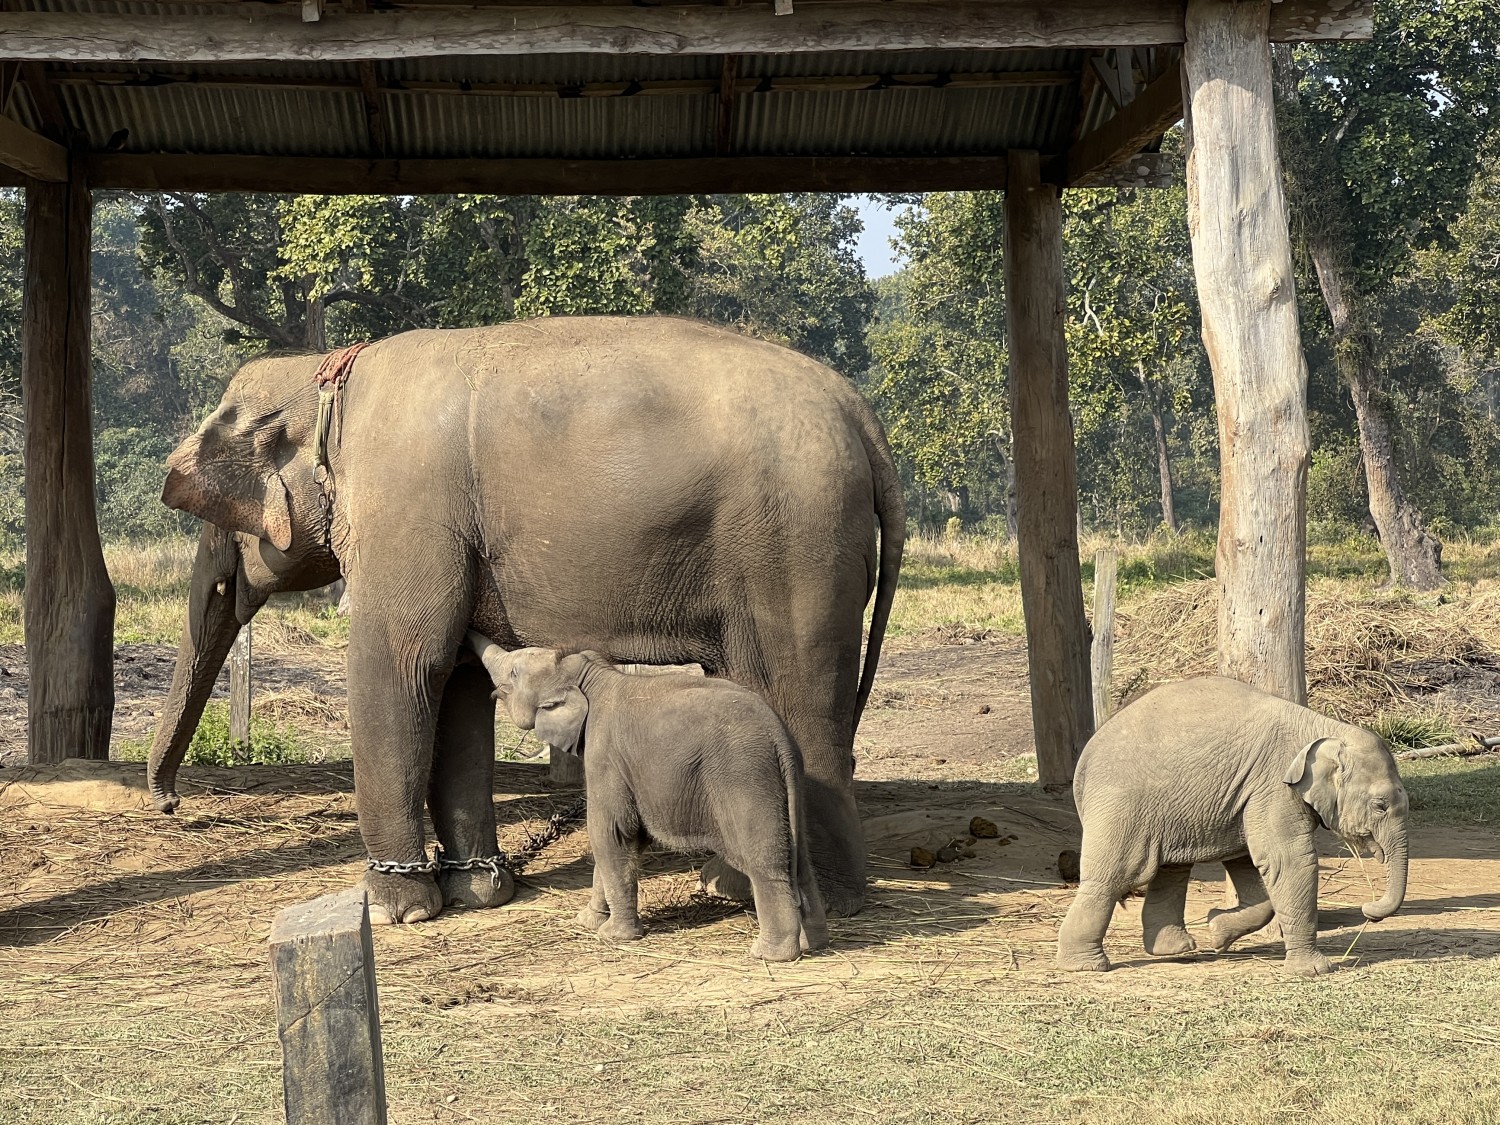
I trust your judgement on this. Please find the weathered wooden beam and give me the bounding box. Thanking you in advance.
[1071,149,1181,189]
[269,890,387,1125]
[1060,61,1182,186]
[716,54,739,156]
[356,62,388,158]
[1004,149,1094,789]
[0,114,68,181]
[23,149,117,766]
[85,152,1013,194]
[229,623,252,750]
[1183,0,1310,703]
[0,0,1374,63]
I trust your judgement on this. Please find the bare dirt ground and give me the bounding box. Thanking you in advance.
[1,634,1498,1122]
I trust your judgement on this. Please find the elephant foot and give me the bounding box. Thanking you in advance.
[1056,949,1111,972]
[575,905,609,932]
[800,922,830,953]
[698,856,754,903]
[1207,907,1279,952]
[596,917,645,943]
[1144,925,1197,958]
[361,870,444,926]
[750,934,804,962]
[1283,951,1333,978]
[151,790,181,815]
[438,865,516,910]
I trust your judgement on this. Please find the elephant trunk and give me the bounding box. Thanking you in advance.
[146,526,252,813]
[1361,822,1408,921]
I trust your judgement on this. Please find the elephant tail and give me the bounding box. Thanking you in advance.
[850,398,906,730]
[778,728,808,910]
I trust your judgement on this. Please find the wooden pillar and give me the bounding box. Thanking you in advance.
[229,623,252,748]
[1183,0,1309,703]
[23,149,117,764]
[1004,149,1094,788]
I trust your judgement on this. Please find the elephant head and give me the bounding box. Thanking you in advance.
[488,646,593,756]
[1284,733,1409,921]
[147,356,341,813]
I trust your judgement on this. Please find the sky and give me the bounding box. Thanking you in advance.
[850,195,906,279]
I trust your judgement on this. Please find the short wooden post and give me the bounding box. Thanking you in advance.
[269,890,387,1125]
[1183,0,1310,703]
[1004,148,1095,787]
[1090,548,1118,728]
[23,145,116,764]
[549,746,585,786]
[229,623,252,749]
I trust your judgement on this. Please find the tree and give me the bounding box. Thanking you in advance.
[1274,0,1500,586]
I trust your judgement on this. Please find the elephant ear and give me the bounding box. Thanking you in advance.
[1284,737,1347,830]
[535,654,591,755]
[163,416,296,552]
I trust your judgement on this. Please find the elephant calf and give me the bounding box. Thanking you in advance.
[1057,676,1409,978]
[471,637,829,961]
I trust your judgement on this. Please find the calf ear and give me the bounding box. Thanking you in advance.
[1284,737,1346,829]
[536,688,589,756]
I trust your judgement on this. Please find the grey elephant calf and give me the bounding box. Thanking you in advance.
[471,637,829,961]
[1057,676,1409,978]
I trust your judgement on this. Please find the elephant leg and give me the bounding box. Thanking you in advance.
[1207,856,1276,952]
[575,863,610,933]
[1057,881,1119,972]
[350,564,467,926]
[747,869,806,962]
[1141,865,1197,957]
[587,801,645,943]
[430,662,514,911]
[1253,837,1331,978]
[706,614,866,917]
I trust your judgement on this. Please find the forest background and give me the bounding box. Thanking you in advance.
[1,0,1497,591]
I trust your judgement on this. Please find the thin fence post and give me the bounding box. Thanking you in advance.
[1091,548,1119,730]
[230,623,252,749]
[269,889,387,1125]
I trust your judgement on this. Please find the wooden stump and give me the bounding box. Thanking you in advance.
[1183,0,1310,703]
[269,890,387,1125]
[1004,149,1094,787]
[23,149,116,764]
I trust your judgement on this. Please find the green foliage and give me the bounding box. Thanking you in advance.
[94,428,196,540]
[114,701,310,766]
[1371,710,1456,752]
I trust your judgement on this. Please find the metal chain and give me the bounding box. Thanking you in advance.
[365,796,587,884]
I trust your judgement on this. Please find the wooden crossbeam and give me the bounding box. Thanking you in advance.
[45,68,1079,99]
[0,114,68,181]
[85,151,1015,194]
[1059,61,1183,186]
[0,0,1373,63]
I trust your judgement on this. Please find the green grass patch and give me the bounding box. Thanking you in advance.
[1401,753,1500,827]
[114,700,314,766]
[1371,710,1459,751]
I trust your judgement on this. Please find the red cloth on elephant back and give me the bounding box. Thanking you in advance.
[314,341,369,389]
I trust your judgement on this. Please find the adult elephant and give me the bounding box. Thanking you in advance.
[146,316,904,924]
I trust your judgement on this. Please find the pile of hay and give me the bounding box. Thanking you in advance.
[1112,579,1500,730]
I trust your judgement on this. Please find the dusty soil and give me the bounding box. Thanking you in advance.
[1,633,1498,1121]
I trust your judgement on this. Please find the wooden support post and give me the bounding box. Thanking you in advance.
[1090,548,1118,729]
[1004,149,1094,788]
[229,623,252,749]
[23,146,117,765]
[269,890,387,1125]
[1183,0,1309,703]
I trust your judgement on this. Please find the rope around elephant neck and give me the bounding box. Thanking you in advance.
[365,796,587,887]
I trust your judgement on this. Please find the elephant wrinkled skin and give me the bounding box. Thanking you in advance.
[147,317,904,925]
[1056,676,1409,978]
[479,642,829,961]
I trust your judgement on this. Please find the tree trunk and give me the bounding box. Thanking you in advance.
[1304,237,1444,589]
[23,151,118,763]
[1183,0,1310,704]
[1004,148,1095,788]
[1137,361,1179,533]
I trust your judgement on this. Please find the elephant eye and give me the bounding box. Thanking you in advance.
[538,698,563,711]
[1371,797,1389,812]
